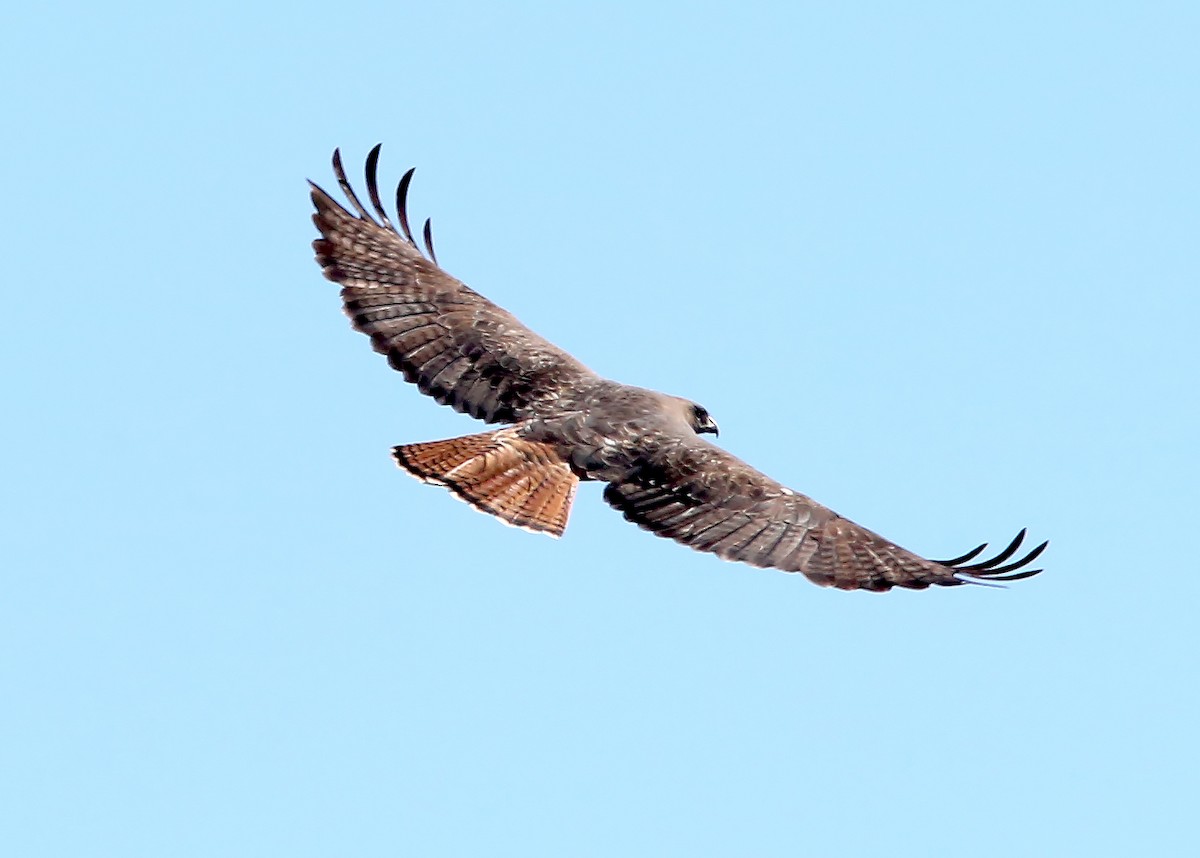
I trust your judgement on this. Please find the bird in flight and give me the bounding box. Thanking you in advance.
[309,146,1046,592]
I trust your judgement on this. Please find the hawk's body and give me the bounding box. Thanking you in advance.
[310,146,1046,592]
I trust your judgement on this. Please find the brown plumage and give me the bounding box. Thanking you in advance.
[310,146,1047,592]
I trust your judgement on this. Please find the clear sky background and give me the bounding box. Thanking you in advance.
[4,2,1198,856]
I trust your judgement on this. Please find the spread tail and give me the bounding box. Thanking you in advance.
[392,429,579,537]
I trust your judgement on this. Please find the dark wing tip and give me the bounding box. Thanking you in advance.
[396,167,418,247]
[940,530,1047,584]
[364,144,395,229]
[986,567,1043,583]
[320,148,436,260]
[956,528,1027,572]
[423,217,438,265]
[331,146,374,222]
[935,541,989,567]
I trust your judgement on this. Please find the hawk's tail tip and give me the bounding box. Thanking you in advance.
[392,430,579,538]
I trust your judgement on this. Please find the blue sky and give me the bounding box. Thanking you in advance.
[4,2,1198,855]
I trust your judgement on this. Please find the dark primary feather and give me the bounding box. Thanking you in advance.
[310,145,596,423]
[422,219,438,266]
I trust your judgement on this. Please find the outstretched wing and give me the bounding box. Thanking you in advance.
[603,437,1046,592]
[310,146,596,424]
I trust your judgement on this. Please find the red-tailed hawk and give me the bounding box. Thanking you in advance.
[309,146,1046,592]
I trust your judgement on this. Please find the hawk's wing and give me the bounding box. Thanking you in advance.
[310,146,596,424]
[603,436,1045,591]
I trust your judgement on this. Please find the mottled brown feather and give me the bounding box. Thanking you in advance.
[602,437,1043,591]
[310,148,596,424]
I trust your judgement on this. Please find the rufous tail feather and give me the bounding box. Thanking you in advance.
[392,429,579,537]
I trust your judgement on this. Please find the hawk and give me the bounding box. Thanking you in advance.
[309,146,1046,592]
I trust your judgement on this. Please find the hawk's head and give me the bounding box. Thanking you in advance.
[689,403,719,437]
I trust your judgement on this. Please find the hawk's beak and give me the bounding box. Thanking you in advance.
[701,417,720,437]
